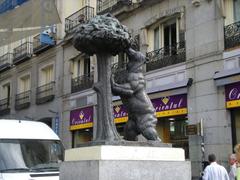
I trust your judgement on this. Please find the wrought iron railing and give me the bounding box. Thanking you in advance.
[146,42,186,72]
[0,98,10,114]
[33,33,56,54]
[65,6,94,34]
[15,90,31,109]
[36,81,55,104]
[224,21,240,49]
[97,0,132,14]
[71,72,94,93]
[13,42,32,64]
[0,53,12,69]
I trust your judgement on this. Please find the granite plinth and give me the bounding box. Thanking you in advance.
[60,145,191,180]
[76,140,172,148]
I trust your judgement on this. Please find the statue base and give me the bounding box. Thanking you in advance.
[60,144,191,180]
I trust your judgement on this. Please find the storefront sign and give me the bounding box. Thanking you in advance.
[113,94,188,122]
[70,106,93,130]
[54,116,59,135]
[113,105,128,123]
[186,124,198,136]
[225,82,240,108]
[152,94,187,118]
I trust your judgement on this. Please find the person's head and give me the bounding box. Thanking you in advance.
[234,144,240,162]
[229,154,237,165]
[208,154,216,163]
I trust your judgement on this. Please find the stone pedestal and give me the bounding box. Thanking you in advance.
[60,145,191,180]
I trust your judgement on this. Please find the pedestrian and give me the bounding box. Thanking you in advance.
[202,154,229,180]
[234,144,240,180]
[228,154,237,180]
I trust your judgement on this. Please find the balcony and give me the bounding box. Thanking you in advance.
[146,42,186,72]
[224,21,240,50]
[33,33,56,55]
[36,82,55,105]
[0,98,10,115]
[65,6,94,35]
[97,0,132,15]
[13,42,32,65]
[15,90,31,110]
[71,72,94,93]
[0,53,12,73]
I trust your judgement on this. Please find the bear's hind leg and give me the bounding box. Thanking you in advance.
[142,127,161,141]
[124,120,139,141]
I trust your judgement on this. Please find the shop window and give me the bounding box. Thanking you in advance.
[72,128,93,148]
[116,123,125,138]
[156,116,189,159]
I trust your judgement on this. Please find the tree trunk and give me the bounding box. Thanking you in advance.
[93,53,121,141]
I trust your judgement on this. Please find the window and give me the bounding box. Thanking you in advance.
[150,18,179,52]
[40,65,54,85]
[164,22,177,55]
[72,57,91,78]
[84,57,90,75]
[224,0,240,25]
[19,75,30,93]
[154,27,160,50]
[163,22,177,48]
[234,0,240,22]
[1,83,10,100]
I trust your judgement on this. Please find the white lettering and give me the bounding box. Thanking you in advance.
[178,98,183,108]
[229,88,239,100]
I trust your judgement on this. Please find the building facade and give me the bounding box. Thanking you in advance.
[0,0,240,179]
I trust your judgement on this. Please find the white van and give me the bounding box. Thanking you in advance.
[0,119,64,180]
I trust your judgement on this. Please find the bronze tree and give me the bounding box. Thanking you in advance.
[73,13,131,141]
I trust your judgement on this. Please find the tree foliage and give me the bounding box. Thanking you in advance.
[73,13,131,56]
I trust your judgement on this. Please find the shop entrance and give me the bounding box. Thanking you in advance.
[72,128,93,148]
[231,109,240,149]
[156,115,189,158]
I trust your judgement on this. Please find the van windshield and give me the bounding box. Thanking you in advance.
[0,139,64,173]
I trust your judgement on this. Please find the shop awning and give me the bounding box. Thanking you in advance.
[213,68,240,86]
[147,78,192,95]
[112,78,193,101]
